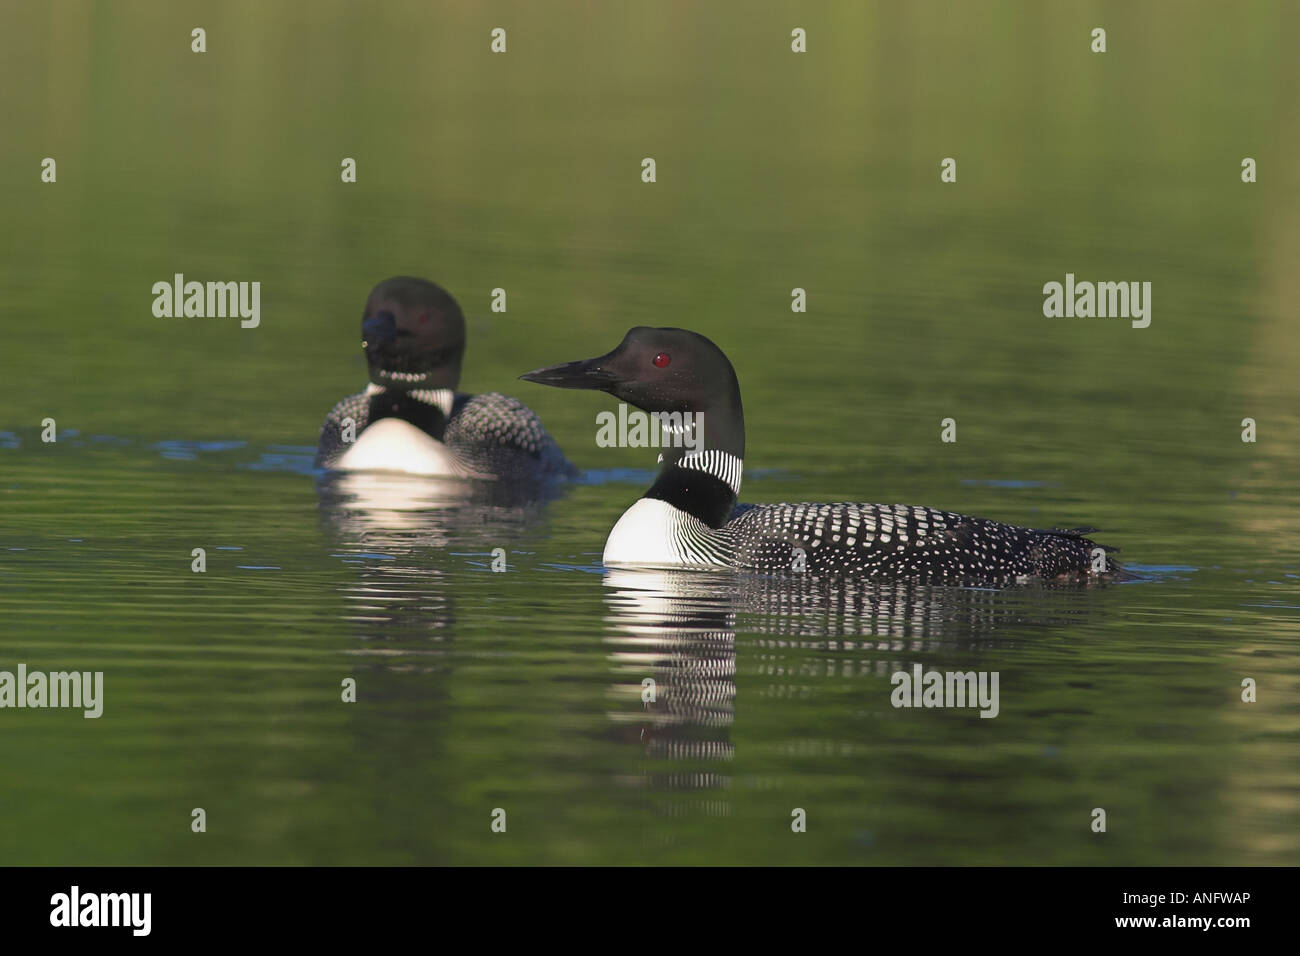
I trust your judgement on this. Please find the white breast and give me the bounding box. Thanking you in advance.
[336,418,465,477]
[603,498,731,569]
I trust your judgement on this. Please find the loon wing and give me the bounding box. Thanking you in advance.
[725,502,1113,583]
[444,393,578,480]
[314,390,371,469]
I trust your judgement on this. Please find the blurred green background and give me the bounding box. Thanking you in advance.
[0,0,1296,865]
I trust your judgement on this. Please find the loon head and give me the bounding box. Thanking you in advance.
[519,326,745,460]
[361,276,465,392]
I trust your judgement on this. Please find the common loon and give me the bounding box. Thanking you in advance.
[315,277,574,480]
[520,327,1122,585]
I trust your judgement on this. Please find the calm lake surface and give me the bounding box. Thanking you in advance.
[1,1,1297,865]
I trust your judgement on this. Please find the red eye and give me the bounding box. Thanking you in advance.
[418,312,430,324]
[653,352,671,368]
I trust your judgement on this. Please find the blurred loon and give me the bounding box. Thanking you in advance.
[521,327,1122,585]
[315,277,574,480]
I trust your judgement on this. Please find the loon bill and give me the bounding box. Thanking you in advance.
[314,276,575,481]
[520,326,1126,585]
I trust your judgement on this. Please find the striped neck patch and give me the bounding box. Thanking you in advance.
[676,450,743,496]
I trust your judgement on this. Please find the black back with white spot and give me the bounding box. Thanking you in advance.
[723,501,1109,584]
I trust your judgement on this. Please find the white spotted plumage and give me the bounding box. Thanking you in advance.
[607,456,1111,583]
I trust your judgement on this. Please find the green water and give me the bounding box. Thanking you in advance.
[1,0,1297,865]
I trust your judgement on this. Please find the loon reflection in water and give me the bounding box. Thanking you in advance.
[523,327,1128,586]
[601,567,1107,807]
[316,470,562,641]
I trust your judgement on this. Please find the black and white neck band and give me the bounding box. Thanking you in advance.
[366,383,454,417]
[676,450,743,496]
